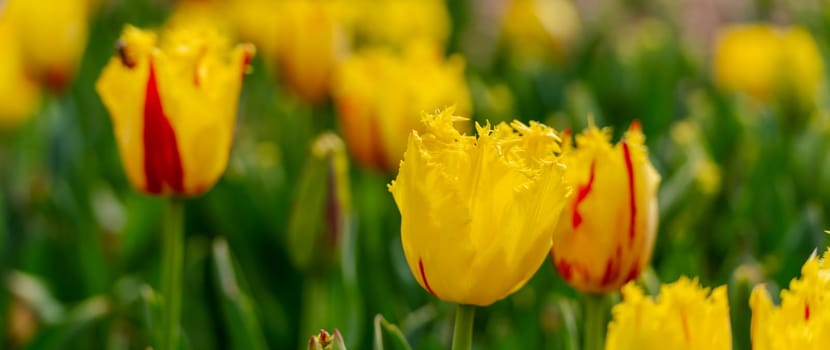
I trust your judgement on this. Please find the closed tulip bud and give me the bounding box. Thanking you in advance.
[0,15,40,128]
[389,108,570,306]
[713,24,824,105]
[751,249,830,349]
[308,329,347,350]
[3,0,90,91]
[552,121,660,293]
[606,277,732,350]
[334,41,471,171]
[96,25,254,196]
[287,133,351,272]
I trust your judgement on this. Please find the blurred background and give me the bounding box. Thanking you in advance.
[1,0,830,349]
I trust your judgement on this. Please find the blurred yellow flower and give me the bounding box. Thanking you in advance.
[333,42,471,171]
[274,0,348,104]
[713,24,824,105]
[349,0,450,47]
[0,14,40,127]
[551,121,660,293]
[4,0,91,91]
[606,277,732,350]
[96,25,254,196]
[750,249,830,350]
[501,0,581,63]
[388,108,571,306]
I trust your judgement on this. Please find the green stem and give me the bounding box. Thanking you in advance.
[451,304,476,350]
[584,294,607,350]
[161,199,185,350]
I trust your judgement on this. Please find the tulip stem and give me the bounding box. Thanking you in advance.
[161,199,185,350]
[451,304,476,350]
[584,294,607,350]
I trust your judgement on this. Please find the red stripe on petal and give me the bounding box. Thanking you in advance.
[622,142,636,242]
[143,62,184,194]
[572,160,596,228]
[418,258,437,297]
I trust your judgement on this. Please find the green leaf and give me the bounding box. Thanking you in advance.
[373,315,412,350]
[211,237,269,350]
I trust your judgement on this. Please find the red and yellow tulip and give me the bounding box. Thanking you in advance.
[96,25,254,196]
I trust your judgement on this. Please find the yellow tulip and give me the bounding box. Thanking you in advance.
[606,277,732,350]
[333,41,471,171]
[388,108,570,306]
[349,0,450,47]
[0,14,40,127]
[96,25,254,196]
[501,0,581,63]
[273,0,348,104]
[750,249,830,349]
[3,0,90,91]
[713,24,824,105]
[551,121,660,293]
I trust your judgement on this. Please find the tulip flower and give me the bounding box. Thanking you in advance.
[349,0,450,47]
[551,121,660,293]
[0,15,40,127]
[3,0,90,91]
[273,0,348,104]
[605,277,732,350]
[501,0,581,63]
[334,41,471,171]
[96,25,254,196]
[713,24,823,105]
[389,107,570,306]
[750,249,830,349]
[308,329,347,350]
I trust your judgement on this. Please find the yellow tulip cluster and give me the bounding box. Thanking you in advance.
[606,277,732,350]
[751,249,830,350]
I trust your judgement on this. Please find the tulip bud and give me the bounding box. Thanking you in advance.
[308,329,347,350]
[0,15,41,128]
[606,277,732,350]
[287,133,351,273]
[96,25,254,196]
[551,121,661,293]
[389,108,570,306]
[751,249,830,349]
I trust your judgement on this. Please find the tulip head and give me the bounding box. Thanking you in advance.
[606,277,732,350]
[501,0,581,63]
[551,122,660,293]
[0,14,40,128]
[4,0,90,91]
[96,25,254,196]
[333,42,471,171]
[713,24,824,106]
[308,329,347,350]
[350,0,450,47]
[389,108,570,306]
[750,249,830,349]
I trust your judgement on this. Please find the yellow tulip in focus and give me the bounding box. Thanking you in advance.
[0,14,40,127]
[333,42,471,171]
[274,0,348,104]
[501,0,581,63]
[713,24,824,105]
[606,277,732,350]
[4,0,90,91]
[551,121,660,293]
[96,25,255,196]
[388,108,571,306]
[750,249,830,349]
